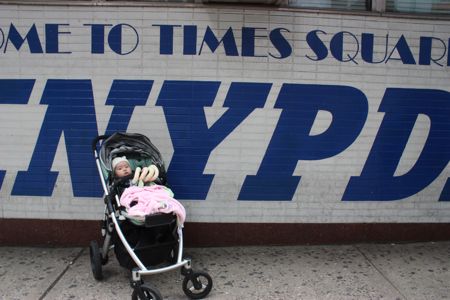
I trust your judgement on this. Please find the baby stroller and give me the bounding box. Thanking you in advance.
[90,132,213,300]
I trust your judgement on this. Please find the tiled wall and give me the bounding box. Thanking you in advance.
[0,4,449,223]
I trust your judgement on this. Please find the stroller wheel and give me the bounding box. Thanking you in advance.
[101,254,109,265]
[182,271,213,299]
[131,284,163,300]
[89,240,103,280]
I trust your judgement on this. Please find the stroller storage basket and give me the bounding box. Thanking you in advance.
[113,214,178,270]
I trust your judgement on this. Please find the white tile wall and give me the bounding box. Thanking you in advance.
[0,4,448,223]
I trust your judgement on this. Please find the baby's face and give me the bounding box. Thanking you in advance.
[115,161,132,178]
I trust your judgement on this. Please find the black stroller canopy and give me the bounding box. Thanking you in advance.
[99,132,165,173]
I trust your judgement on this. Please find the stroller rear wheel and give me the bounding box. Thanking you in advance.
[131,284,163,300]
[89,240,103,280]
[182,271,213,299]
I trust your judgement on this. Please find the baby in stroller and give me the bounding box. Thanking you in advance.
[111,156,186,226]
[112,155,159,186]
[90,132,212,300]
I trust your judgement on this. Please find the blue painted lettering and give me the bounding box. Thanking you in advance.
[84,24,112,54]
[84,23,138,55]
[269,28,292,59]
[239,84,368,201]
[11,79,152,197]
[419,37,447,66]
[199,26,239,56]
[12,80,101,197]
[448,38,450,66]
[306,30,328,61]
[108,24,139,55]
[104,80,153,135]
[4,23,43,53]
[0,79,35,104]
[330,31,359,64]
[440,179,450,201]
[343,88,450,201]
[183,25,197,55]
[1,80,449,201]
[0,28,4,49]
[241,27,267,57]
[156,81,271,199]
[385,35,416,65]
[361,33,389,64]
[0,22,446,66]
[45,24,71,54]
[153,24,181,55]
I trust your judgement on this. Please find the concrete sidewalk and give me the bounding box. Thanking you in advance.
[0,242,449,300]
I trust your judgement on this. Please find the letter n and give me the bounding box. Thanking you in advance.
[12,80,102,197]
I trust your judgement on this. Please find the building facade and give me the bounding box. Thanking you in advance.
[0,0,449,245]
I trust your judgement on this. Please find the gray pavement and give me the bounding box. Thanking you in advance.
[0,242,449,300]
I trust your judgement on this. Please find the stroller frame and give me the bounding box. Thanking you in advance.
[90,133,212,300]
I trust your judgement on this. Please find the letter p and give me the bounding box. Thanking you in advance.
[239,84,368,200]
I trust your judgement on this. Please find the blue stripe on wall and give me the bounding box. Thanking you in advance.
[0,79,35,104]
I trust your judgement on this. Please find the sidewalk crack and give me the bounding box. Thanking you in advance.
[354,245,408,300]
[39,248,85,300]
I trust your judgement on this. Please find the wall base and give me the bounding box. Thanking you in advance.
[1,219,450,247]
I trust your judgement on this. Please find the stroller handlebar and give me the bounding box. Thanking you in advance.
[92,135,110,153]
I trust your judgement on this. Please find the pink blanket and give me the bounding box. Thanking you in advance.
[120,185,186,225]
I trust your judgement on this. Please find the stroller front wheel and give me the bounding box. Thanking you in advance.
[182,271,213,299]
[89,240,103,280]
[131,283,163,300]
